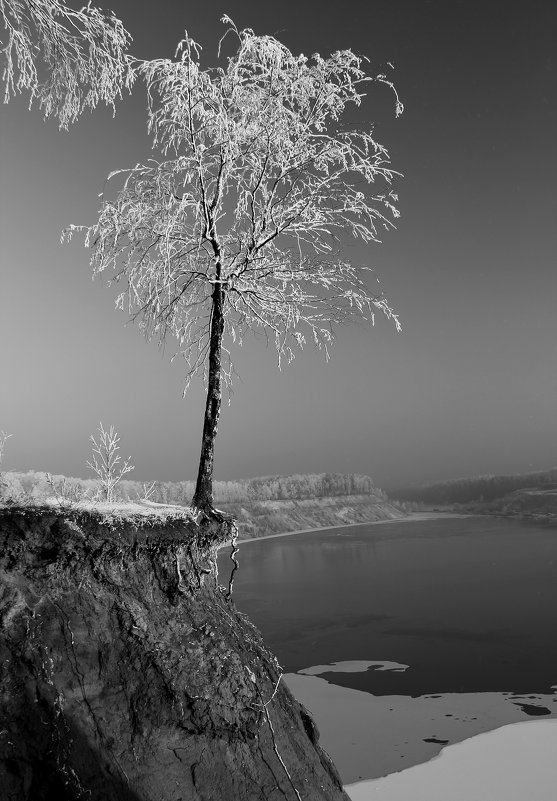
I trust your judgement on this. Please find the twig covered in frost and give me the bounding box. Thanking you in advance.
[140,481,157,501]
[1,0,135,128]
[86,422,134,502]
[0,430,12,468]
[46,473,85,505]
[0,430,13,498]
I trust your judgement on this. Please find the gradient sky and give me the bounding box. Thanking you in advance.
[1,0,556,490]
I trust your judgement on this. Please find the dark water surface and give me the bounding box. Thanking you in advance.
[217,516,557,697]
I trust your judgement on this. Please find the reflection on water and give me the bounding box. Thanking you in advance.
[217,516,557,783]
[218,516,557,696]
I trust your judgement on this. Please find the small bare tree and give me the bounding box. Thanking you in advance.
[86,422,134,502]
[1,0,135,127]
[67,18,403,513]
[0,430,12,496]
[0,430,15,501]
[45,472,86,505]
[0,430,12,467]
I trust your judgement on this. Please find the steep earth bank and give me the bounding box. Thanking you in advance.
[0,503,349,801]
[219,496,405,539]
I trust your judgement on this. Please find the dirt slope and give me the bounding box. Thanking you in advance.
[0,504,349,801]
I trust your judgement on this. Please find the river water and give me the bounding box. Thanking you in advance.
[217,515,557,781]
[219,515,557,695]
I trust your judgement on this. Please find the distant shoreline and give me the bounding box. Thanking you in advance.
[225,511,472,548]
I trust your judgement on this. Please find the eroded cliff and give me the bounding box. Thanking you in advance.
[0,503,349,801]
[226,495,404,539]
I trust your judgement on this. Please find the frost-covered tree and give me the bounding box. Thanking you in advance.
[1,0,134,127]
[86,422,134,502]
[67,18,403,513]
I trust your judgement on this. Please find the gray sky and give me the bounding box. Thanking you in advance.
[1,0,556,489]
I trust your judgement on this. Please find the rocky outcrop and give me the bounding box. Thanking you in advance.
[0,503,349,801]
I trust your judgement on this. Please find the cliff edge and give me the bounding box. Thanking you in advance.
[226,495,404,539]
[0,503,349,801]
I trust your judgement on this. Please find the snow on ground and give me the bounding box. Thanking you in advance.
[284,672,557,783]
[344,719,557,801]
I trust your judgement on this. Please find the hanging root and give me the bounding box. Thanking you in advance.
[225,523,239,599]
[175,552,188,594]
[262,701,303,801]
[252,672,283,709]
[187,544,212,588]
[248,669,303,801]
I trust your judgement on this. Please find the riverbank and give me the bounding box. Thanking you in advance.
[230,511,473,546]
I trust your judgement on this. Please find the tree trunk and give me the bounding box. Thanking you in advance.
[192,281,225,512]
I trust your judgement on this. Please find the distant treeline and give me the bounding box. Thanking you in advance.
[1,470,385,505]
[391,468,557,506]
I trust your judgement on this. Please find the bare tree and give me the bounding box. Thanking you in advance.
[1,0,134,127]
[86,422,134,502]
[67,18,403,513]
[0,430,14,501]
[0,430,12,467]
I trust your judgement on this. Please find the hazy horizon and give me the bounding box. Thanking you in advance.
[1,0,556,490]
